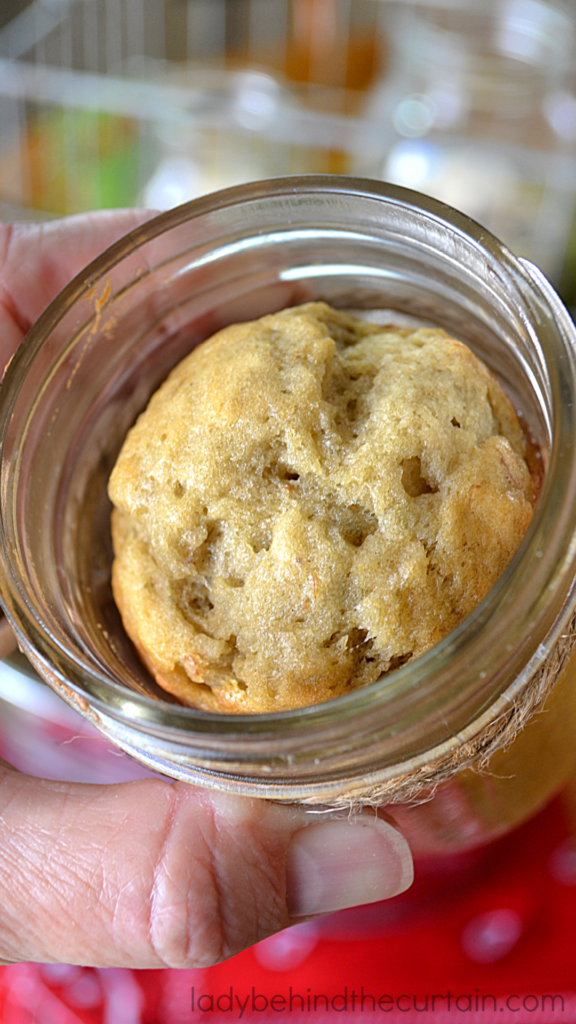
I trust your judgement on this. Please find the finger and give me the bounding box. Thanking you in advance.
[0,767,412,968]
[0,209,155,364]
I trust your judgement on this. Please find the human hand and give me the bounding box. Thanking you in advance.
[0,211,413,968]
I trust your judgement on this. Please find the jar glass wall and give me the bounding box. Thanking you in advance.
[1,177,576,855]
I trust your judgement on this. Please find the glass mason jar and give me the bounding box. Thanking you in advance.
[1,176,576,857]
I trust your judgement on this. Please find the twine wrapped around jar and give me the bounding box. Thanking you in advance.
[294,606,576,809]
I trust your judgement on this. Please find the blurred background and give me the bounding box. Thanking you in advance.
[2,3,576,1020]
[1,0,576,309]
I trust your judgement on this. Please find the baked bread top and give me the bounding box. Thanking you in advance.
[108,302,535,713]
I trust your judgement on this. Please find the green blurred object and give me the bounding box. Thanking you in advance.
[22,108,141,215]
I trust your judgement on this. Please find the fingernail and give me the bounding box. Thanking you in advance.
[286,815,413,918]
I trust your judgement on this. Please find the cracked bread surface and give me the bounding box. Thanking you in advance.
[108,302,536,713]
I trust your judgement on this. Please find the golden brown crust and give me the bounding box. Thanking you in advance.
[109,302,535,713]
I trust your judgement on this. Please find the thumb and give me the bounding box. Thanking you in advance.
[0,766,413,968]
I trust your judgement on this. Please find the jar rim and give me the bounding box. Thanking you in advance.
[2,175,576,782]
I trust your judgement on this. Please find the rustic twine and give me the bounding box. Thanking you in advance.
[295,607,576,809]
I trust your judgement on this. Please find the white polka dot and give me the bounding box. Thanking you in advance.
[461,909,523,963]
[254,923,318,971]
[549,839,576,885]
[39,963,80,985]
[65,972,103,1009]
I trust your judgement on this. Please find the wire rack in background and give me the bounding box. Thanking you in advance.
[0,1,388,213]
[0,0,576,287]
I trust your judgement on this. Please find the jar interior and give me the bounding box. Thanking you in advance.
[4,186,554,716]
